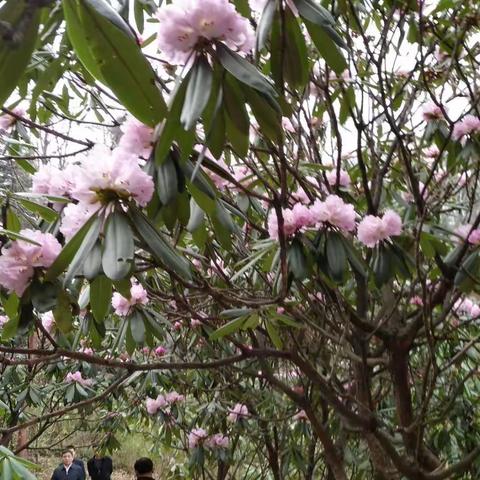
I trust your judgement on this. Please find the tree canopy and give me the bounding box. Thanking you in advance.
[1,0,480,479]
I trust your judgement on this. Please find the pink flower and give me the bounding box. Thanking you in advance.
[205,433,230,449]
[165,391,185,404]
[310,195,356,232]
[357,210,402,247]
[423,146,440,159]
[0,230,61,296]
[454,298,475,316]
[292,203,314,231]
[79,347,94,355]
[146,395,168,415]
[188,428,208,449]
[190,318,202,328]
[410,296,424,306]
[41,311,55,333]
[65,371,92,387]
[325,169,351,188]
[0,315,7,327]
[452,114,480,141]
[32,163,79,201]
[282,117,296,133]
[112,281,149,316]
[156,0,254,65]
[173,321,182,331]
[154,346,167,357]
[60,202,100,242]
[227,403,249,422]
[455,224,480,245]
[0,106,26,131]
[292,186,310,204]
[470,304,480,318]
[118,117,154,158]
[422,102,444,121]
[71,145,154,207]
[203,157,230,190]
[293,410,308,421]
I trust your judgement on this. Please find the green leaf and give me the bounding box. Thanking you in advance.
[53,289,73,333]
[288,239,308,280]
[102,211,134,281]
[326,231,346,283]
[128,206,192,281]
[130,310,146,343]
[210,315,247,340]
[256,0,276,52]
[90,275,112,322]
[244,87,282,142]
[372,245,392,288]
[293,0,345,47]
[154,78,188,165]
[283,7,309,88]
[216,43,277,98]
[186,198,205,232]
[0,2,41,106]
[180,56,213,130]
[454,251,480,288]
[304,19,347,74]
[31,282,59,313]
[16,198,58,222]
[46,210,100,281]
[65,215,102,284]
[0,229,41,245]
[156,154,179,205]
[6,208,21,233]
[83,241,103,280]
[266,320,283,348]
[65,0,166,125]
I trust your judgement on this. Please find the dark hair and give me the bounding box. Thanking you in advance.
[66,445,75,451]
[134,457,154,474]
[62,449,73,456]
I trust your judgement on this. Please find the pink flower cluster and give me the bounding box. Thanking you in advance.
[118,117,154,159]
[0,315,7,327]
[156,0,254,64]
[0,230,61,296]
[41,312,55,333]
[325,169,351,188]
[267,195,356,239]
[357,210,402,247]
[111,281,149,316]
[293,410,308,421]
[0,106,26,131]
[410,296,424,307]
[227,403,249,422]
[188,428,229,449]
[452,114,480,141]
[455,224,480,244]
[65,371,92,387]
[422,102,444,122]
[454,298,480,318]
[146,391,185,415]
[32,164,79,209]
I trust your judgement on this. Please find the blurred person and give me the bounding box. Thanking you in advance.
[134,457,154,479]
[87,452,113,480]
[51,450,84,480]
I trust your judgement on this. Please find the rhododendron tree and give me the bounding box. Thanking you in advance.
[2,0,480,479]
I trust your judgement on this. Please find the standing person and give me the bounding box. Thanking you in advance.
[133,457,155,479]
[51,450,84,480]
[67,445,86,480]
[87,452,113,480]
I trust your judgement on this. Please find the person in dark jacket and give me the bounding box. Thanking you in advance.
[51,450,84,480]
[67,445,86,479]
[87,453,113,480]
[134,457,154,479]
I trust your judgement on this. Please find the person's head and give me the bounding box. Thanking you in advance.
[66,445,76,458]
[134,457,154,477]
[61,450,74,467]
